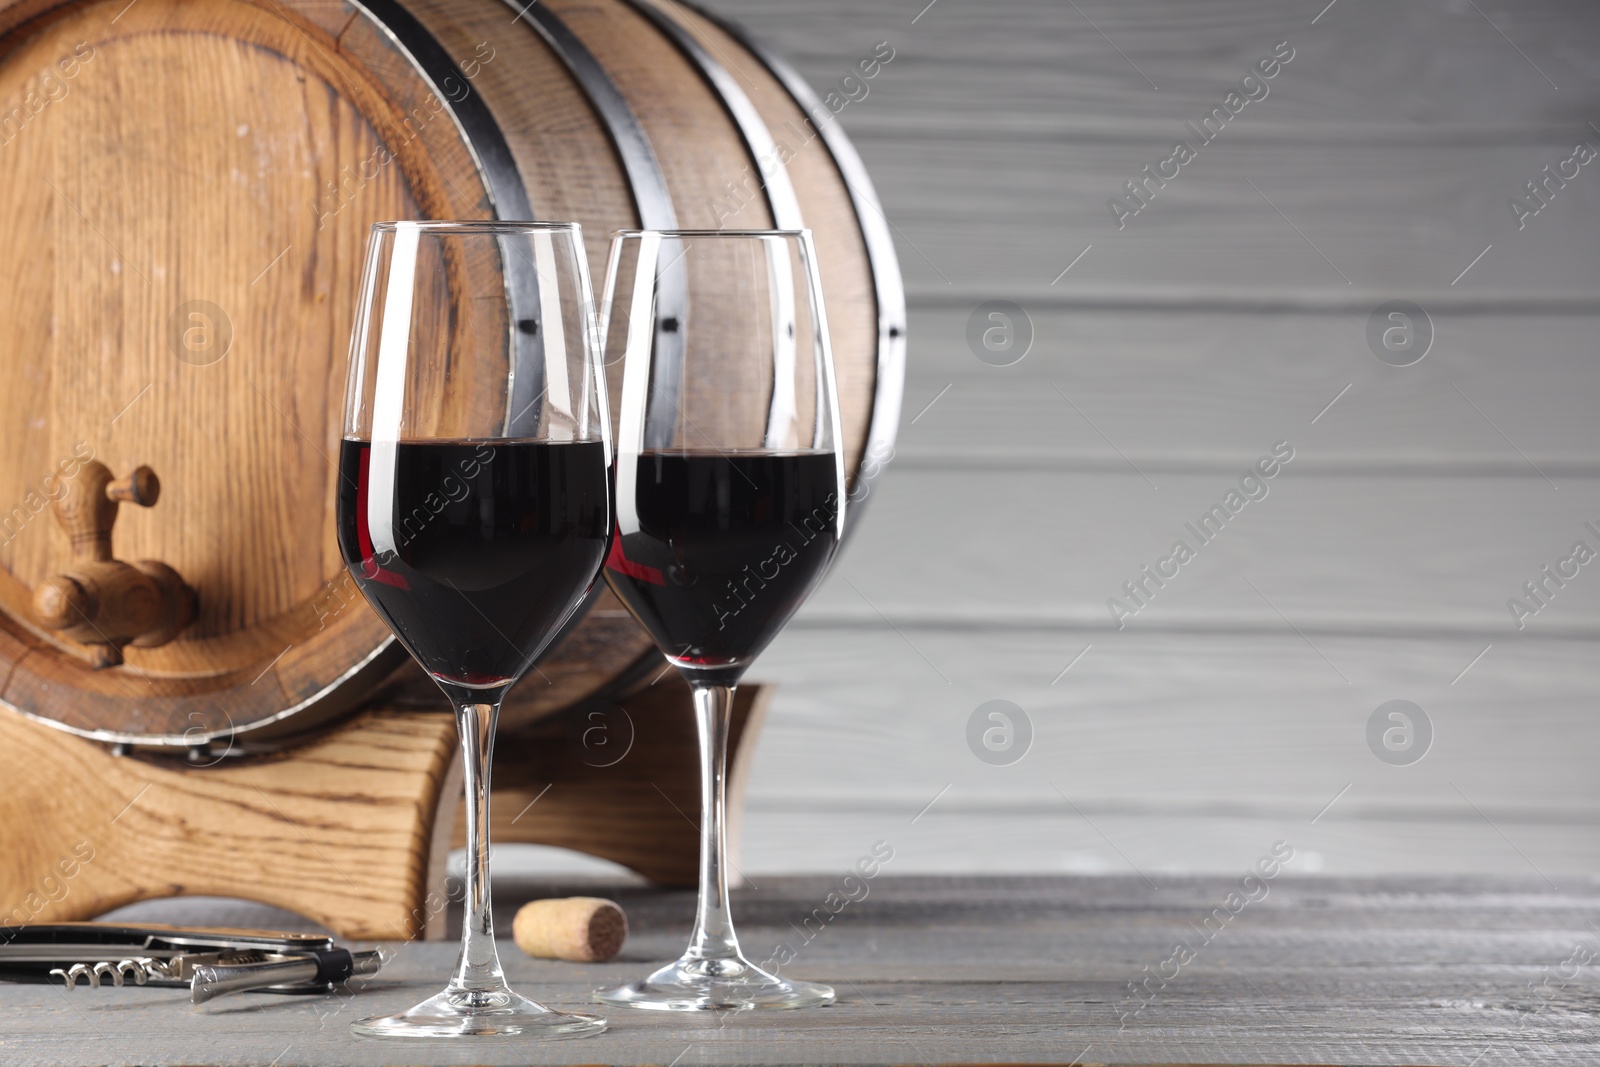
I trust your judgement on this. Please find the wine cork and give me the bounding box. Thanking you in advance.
[512,897,628,963]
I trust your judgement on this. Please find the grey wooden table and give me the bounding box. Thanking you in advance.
[1,875,1595,1066]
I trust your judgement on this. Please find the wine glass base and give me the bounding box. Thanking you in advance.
[596,955,834,1012]
[351,986,607,1038]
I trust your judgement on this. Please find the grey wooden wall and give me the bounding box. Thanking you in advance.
[622,0,1600,882]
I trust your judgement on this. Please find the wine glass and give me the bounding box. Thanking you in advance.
[596,228,845,1011]
[337,221,610,1038]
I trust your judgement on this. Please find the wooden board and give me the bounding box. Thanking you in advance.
[842,137,1600,300]
[787,469,1600,632]
[889,309,1600,469]
[0,875,1594,1064]
[713,0,1600,137]
[740,627,1600,877]
[0,704,462,940]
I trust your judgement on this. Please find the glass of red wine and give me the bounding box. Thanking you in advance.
[337,221,611,1039]
[596,229,845,1011]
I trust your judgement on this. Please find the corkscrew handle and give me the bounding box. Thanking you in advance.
[190,948,381,1003]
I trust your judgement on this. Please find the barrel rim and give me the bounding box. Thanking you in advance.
[0,637,407,749]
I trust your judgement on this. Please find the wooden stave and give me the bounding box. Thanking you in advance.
[0,0,902,746]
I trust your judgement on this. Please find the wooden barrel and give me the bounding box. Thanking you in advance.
[0,0,903,746]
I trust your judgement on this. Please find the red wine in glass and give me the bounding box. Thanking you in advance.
[605,450,839,687]
[337,438,610,688]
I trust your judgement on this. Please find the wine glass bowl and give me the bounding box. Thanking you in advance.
[337,221,610,1038]
[596,228,845,1011]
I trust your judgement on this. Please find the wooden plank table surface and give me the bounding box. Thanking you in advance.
[1,874,1595,1065]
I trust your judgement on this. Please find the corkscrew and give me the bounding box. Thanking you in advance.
[0,922,381,1003]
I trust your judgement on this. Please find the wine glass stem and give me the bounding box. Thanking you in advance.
[686,683,742,961]
[450,701,510,994]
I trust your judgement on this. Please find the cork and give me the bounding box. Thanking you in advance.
[511,896,628,963]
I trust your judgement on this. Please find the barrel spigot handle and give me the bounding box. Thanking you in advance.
[31,462,197,668]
